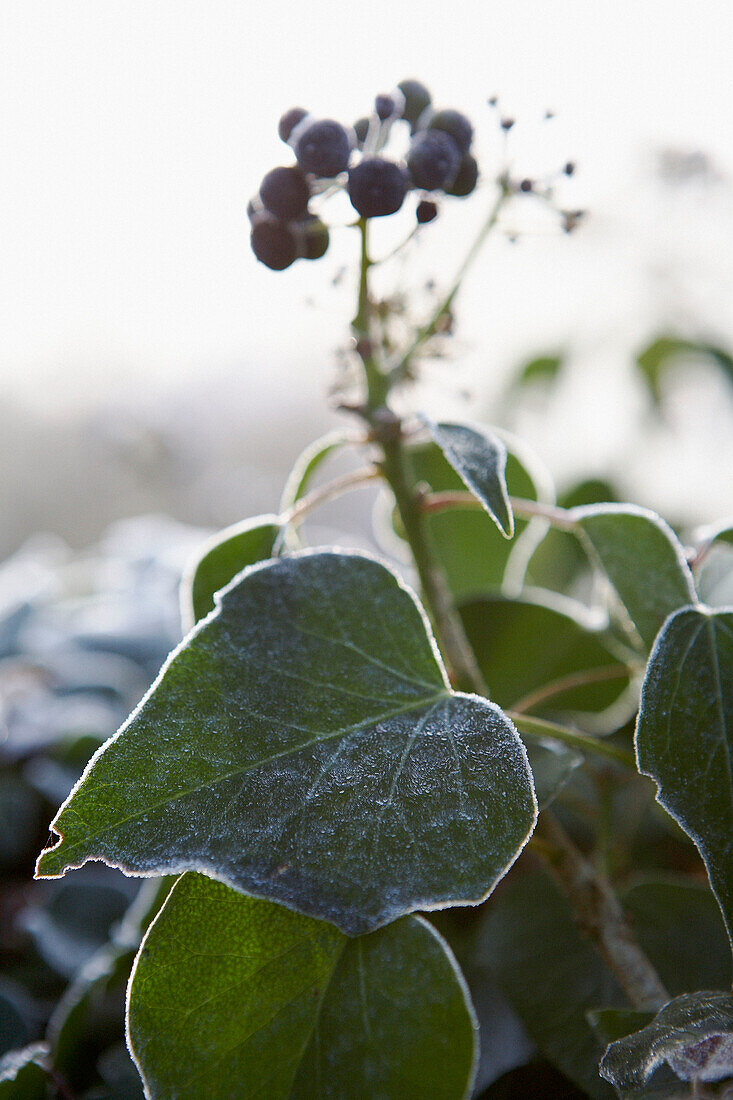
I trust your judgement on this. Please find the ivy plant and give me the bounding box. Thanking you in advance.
[14,80,733,1098]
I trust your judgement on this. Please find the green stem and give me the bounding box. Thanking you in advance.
[352,218,389,410]
[380,439,489,695]
[510,711,636,768]
[351,219,487,694]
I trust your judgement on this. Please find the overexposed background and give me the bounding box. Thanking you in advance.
[2,1,732,555]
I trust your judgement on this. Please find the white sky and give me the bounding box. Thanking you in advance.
[1,1,732,517]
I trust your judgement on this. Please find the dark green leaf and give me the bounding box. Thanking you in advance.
[37,552,536,935]
[181,515,280,630]
[636,336,733,405]
[471,866,624,1098]
[635,607,733,949]
[128,874,478,1100]
[420,417,514,537]
[622,878,731,994]
[390,440,547,602]
[526,478,618,596]
[599,991,733,1088]
[460,595,631,718]
[0,1044,49,1098]
[574,505,696,650]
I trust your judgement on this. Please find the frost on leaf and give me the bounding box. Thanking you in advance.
[635,606,733,950]
[36,551,536,935]
[420,416,514,537]
[599,992,733,1088]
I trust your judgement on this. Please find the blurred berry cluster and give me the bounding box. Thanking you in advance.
[248,80,479,270]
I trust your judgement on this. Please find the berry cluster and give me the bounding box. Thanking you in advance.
[249,80,479,270]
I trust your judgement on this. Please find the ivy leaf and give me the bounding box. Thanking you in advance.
[574,505,696,650]
[181,515,280,631]
[471,865,623,1098]
[635,606,733,949]
[386,439,547,603]
[420,417,514,537]
[37,551,536,935]
[599,991,733,1089]
[127,874,478,1100]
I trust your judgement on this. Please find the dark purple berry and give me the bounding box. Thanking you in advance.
[259,166,310,221]
[347,158,409,218]
[407,130,461,191]
[375,94,395,121]
[500,117,515,131]
[397,79,431,128]
[295,119,351,177]
[296,215,329,260]
[278,107,308,143]
[519,178,533,192]
[353,117,370,148]
[250,216,297,270]
[416,199,438,224]
[564,161,576,176]
[428,109,473,155]
[445,154,478,197]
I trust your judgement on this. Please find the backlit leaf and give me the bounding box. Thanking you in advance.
[128,873,478,1100]
[420,417,514,537]
[635,606,733,949]
[37,551,536,935]
[389,439,548,602]
[181,515,280,630]
[599,991,733,1089]
[574,505,696,650]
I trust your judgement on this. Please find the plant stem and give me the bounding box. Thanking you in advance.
[282,466,381,527]
[511,664,634,716]
[536,812,670,1011]
[509,712,636,768]
[379,437,489,694]
[352,218,390,410]
[351,218,487,695]
[350,208,667,1021]
[393,178,510,375]
[421,490,577,530]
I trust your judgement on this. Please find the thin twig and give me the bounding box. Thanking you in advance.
[419,490,578,530]
[536,813,670,1011]
[511,665,634,715]
[281,467,381,526]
